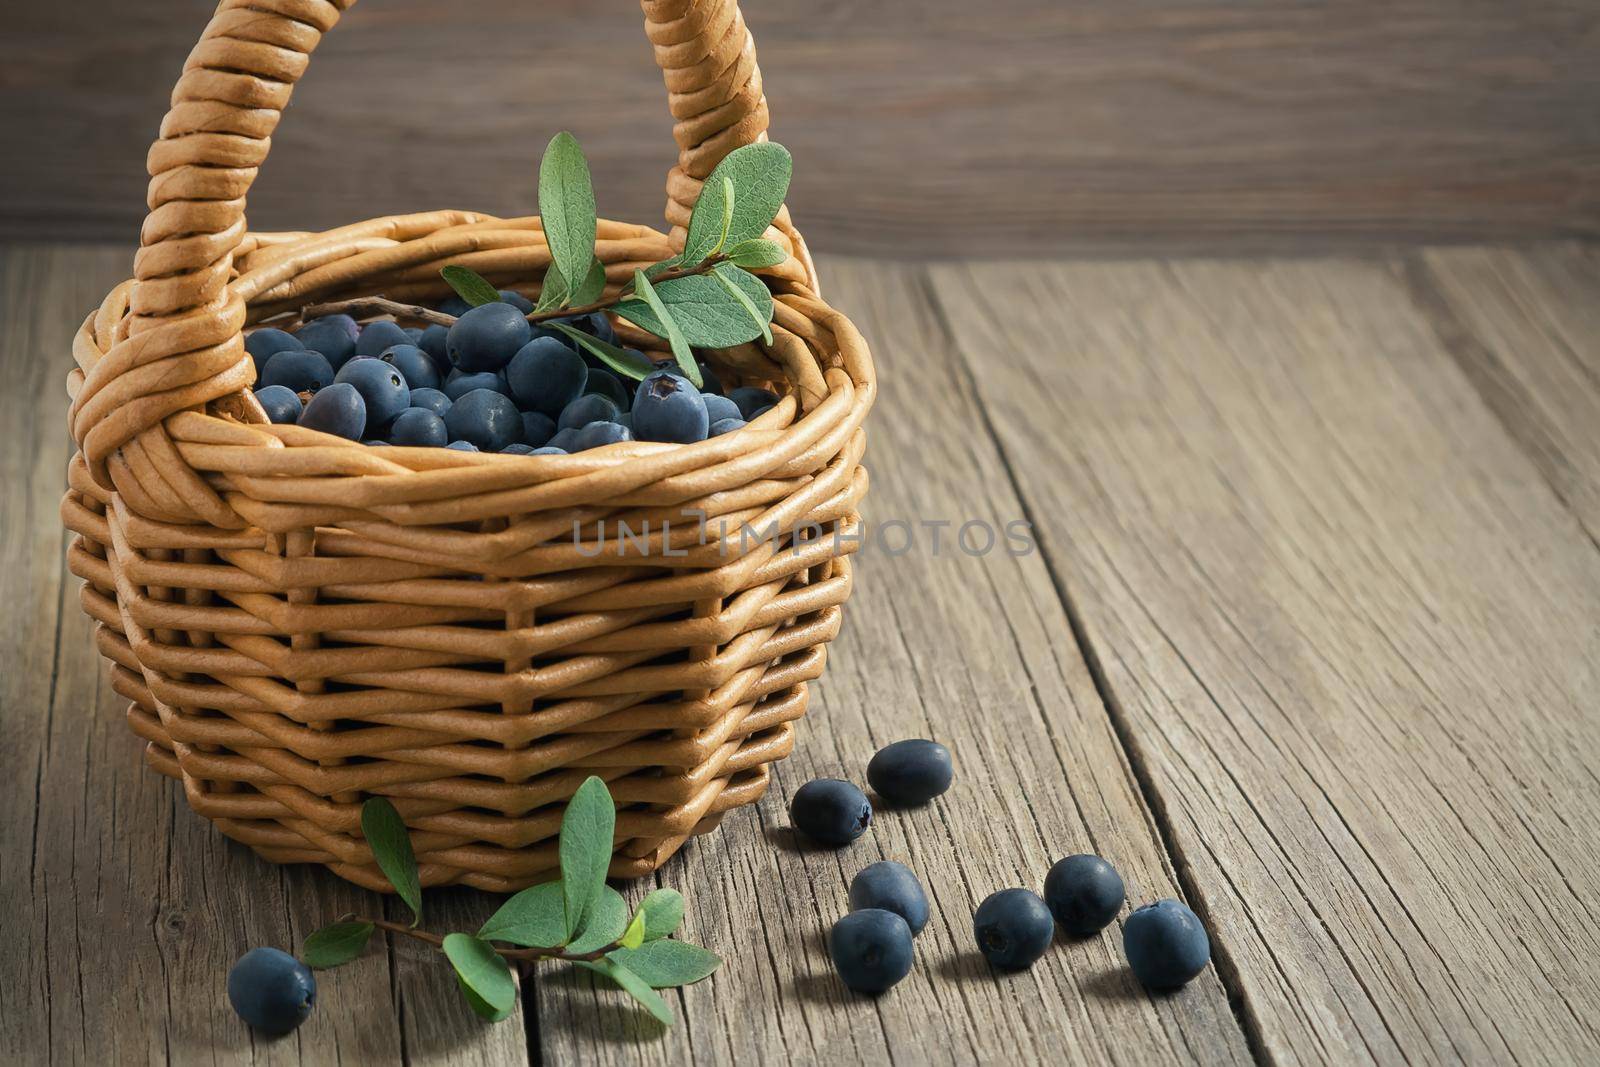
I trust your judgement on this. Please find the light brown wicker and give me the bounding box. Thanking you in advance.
[59,0,873,892]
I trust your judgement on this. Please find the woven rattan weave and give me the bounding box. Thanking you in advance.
[59,0,873,892]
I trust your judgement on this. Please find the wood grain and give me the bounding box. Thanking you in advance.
[3,1,1598,252]
[927,256,1600,1063]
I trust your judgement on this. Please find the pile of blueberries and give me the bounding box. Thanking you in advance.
[790,739,1212,996]
[245,291,780,454]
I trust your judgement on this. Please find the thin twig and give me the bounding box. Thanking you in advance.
[360,917,621,964]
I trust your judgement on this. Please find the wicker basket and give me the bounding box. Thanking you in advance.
[59,0,873,893]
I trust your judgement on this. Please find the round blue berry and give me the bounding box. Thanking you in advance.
[748,403,775,421]
[1044,855,1125,937]
[404,326,423,342]
[498,289,535,313]
[1122,899,1210,989]
[506,337,587,416]
[501,442,535,455]
[227,947,315,1035]
[444,370,510,401]
[848,861,929,936]
[297,382,366,440]
[582,367,630,412]
[633,371,709,444]
[380,344,441,392]
[520,411,556,449]
[703,393,742,425]
[335,357,411,426]
[729,386,779,420]
[575,420,633,451]
[545,428,580,452]
[447,303,531,372]
[867,739,953,806]
[828,909,913,995]
[409,387,452,417]
[530,445,568,455]
[444,388,521,453]
[354,320,411,359]
[436,294,473,317]
[973,888,1054,970]
[260,349,334,394]
[254,385,302,425]
[418,323,452,375]
[557,393,622,432]
[446,440,479,452]
[389,408,449,447]
[294,314,360,369]
[245,328,303,374]
[709,417,746,437]
[580,311,617,345]
[790,778,871,847]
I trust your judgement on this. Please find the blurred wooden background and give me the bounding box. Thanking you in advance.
[3,0,1598,254]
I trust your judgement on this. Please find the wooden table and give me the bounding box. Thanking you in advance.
[4,243,1598,1065]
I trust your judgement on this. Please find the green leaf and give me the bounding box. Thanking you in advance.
[478,881,566,948]
[457,973,515,1023]
[569,258,607,306]
[547,322,655,382]
[628,270,700,387]
[566,886,629,954]
[361,798,422,926]
[711,263,773,345]
[441,265,501,309]
[442,934,517,1015]
[559,776,616,939]
[614,268,773,350]
[301,922,374,969]
[681,143,792,263]
[724,238,788,270]
[619,909,648,950]
[709,176,736,256]
[534,263,568,313]
[638,888,685,941]
[538,132,598,304]
[606,940,722,988]
[579,959,674,1026]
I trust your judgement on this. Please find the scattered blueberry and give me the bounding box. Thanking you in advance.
[790,778,872,847]
[245,328,303,373]
[709,417,746,437]
[354,320,411,359]
[227,947,315,1035]
[380,344,441,392]
[259,349,334,395]
[446,440,480,452]
[557,393,621,432]
[848,861,929,936]
[294,314,360,369]
[418,323,452,374]
[335,357,411,426]
[703,393,742,425]
[1122,899,1210,990]
[408,387,452,417]
[973,889,1055,970]
[729,386,779,420]
[506,337,587,416]
[520,411,556,448]
[444,388,522,453]
[828,909,914,995]
[1044,855,1125,937]
[444,370,510,401]
[867,739,954,806]
[389,408,450,447]
[633,371,709,443]
[575,420,633,450]
[254,385,302,425]
[498,289,535,313]
[297,382,366,440]
[448,302,531,372]
[583,367,630,411]
[501,442,536,455]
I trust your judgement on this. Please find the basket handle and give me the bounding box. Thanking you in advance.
[73,0,772,496]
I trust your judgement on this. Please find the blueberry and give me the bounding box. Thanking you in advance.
[1122,899,1210,989]
[502,442,535,455]
[444,388,521,453]
[790,778,871,847]
[578,311,616,345]
[632,372,709,444]
[557,393,622,432]
[260,349,334,394]
[389,408,449,447]
[409,387,452,417]
[436,294,473,317]
[380,344,441,391]
[418,323,452,374]
[575,420,633,451]
[546,428,580,452]
[582,367,631,411]
[245,327,303,374]
[444,370,509,401]
[446,440,479,452]
[498,289,535,313]
[973,888,1054,970]
[404,326,423,343]
[828,909,913,995]
[227,947,315,1035]
[520,411,556,448]
[530,445,568,455]
[615,412,633,431]
[447,303,531,372]
[254,385,303,425]
[848,861,929,936]
[297,382,366,440]
[363,439,389,447]
[749,403,775,420]
[729,386,779,420]
[703,393,742,425]
[354,320,411,359]
[293,314,360,369]
[335,357,411,426]
[867,739,953,806]
[506,337,587,416]
[696,362,725,395]
[709,417,746,437]
[1044,855,1125,937]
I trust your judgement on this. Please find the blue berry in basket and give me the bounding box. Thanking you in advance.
[583,367,630,411]
[575,420,633,451]
[228,947,315,1035]
[849,861,929,936]
[380,344,441,392]
[531,445,567,455]
[404,326,423,342]
[790,778,871,847]
[498,289,535,313]
[709,417,746,437]
[974,889,1054,970]
[867,739,954,806]
[546,427,580,452]
[446,440,479,452]
[254,385,302,425]
[1123,900,1210,990]
[335,357,411,426]
[388,408,449,447]
[444,370,508,401]
[703,393,741,425]
[729,386,779,420]
[245,328,303,373]
[576,310,617,345]
[521,411,556,449]
[408,387,452,417]
[445,388,521,453]
[633,372,709,444]
[694,362,724,396]
[354,320,411,360]
[502,442,536,455]
[260,349,334,395]
[557,393,621,432]
[506,336,587,416]
[1044,855,1125,937]
[436,294,473,317]
[448,302,531,372]
[828,910,913,995]
[418,323,452,374]
[615,411,633,431]
[297,382,366,440]
[294,314,360,369]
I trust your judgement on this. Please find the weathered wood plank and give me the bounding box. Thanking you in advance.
[533,258,1255,1064]
[928,256,1600,1064]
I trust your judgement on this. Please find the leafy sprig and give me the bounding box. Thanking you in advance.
[302,777,721,1027]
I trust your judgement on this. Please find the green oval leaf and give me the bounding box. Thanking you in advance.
[619,908,648,950]
[724,238,788,270]
[682,143,792,264]
[569,258,607,306]
[566,886,629,954]
[534,262,569,313]
[539,132,598,303]
[361,798,422,925]
[614,267,773,350]
[302,922,374,969]
[628,270,700,386]
[441,265,501,308]
[478,881,566,948]
[606,940,722,988]
[443,933,517,1015]
[579,958,674,1026]
[456,972,515,1023]
[546,321,655,382]
[711,263,773,345]
[559,776,616,938]
[638,888,685,941]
